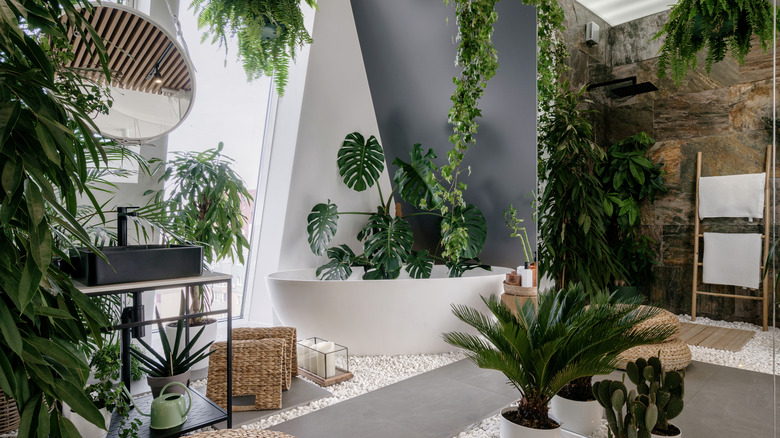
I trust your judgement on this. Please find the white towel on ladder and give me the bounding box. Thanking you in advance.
[702,232,762,289]
[698,173,765,220]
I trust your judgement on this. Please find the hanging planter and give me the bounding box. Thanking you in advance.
[653,0,775,84]
[191,0,317,95]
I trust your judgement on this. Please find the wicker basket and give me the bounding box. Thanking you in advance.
[616,338,692,372]
[187,430,295,438]
[0,388,20,434]
[502,282,537,314]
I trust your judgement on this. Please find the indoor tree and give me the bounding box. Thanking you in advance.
[0,0,115,435]
[538,86,624,291]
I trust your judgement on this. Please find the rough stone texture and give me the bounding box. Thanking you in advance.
[558,0,775,325]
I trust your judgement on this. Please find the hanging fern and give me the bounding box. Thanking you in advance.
[654,0,775,85]
[191,0,317,95]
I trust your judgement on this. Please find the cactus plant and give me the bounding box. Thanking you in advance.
[593,378,638,438]
[626,355,684,436]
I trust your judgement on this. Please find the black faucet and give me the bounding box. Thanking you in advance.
[116,206,138,246]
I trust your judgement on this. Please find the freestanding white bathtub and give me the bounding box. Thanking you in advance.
[266,265,512,356]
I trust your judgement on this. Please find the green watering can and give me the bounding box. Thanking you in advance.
[124,382,192,430]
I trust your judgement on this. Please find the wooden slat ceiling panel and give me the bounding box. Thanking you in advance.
[66,6,191,94]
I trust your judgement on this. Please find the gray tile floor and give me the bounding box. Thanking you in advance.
[267,359,779,438]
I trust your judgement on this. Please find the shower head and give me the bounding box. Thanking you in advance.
[587,76,658,98]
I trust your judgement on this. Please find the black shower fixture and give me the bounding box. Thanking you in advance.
[587,76,658,98]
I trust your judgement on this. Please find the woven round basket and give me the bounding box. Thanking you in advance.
[0,389,20,435]
[502,282,537,297]
[186,429,295,438]
[631,305,680,338]
[616,338,691,372]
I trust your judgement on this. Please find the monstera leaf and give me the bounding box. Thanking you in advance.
[442,204,487,260]
[393,143,441,208]
[405,250,434,279]
[316,245,356,280]
[337,132,385,192]
[307,201,339,256]
[361,213,413,277]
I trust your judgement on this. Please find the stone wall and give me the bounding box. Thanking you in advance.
[559,1,775,324]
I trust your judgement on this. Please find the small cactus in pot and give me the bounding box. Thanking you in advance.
[626,355,684,436]
[593,378,639,438]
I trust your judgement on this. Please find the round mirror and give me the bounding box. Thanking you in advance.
[66,3,196,142]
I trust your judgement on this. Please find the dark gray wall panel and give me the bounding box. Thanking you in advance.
[351,0,537,268]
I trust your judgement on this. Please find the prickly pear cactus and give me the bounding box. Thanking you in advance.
[593,379,639,438]
[624,355,685,434]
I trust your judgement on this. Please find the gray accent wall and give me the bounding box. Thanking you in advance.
[350,0,538,268]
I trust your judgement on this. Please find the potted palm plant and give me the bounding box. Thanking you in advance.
[549,288,675,436]
[146,143,252,370]
[443,286,674,437]
[130,308,214,397]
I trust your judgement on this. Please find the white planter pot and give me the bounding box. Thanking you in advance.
[549,395,603,436]
[63,405,110,438]
[499,407,561,438]
[164,319,217,371]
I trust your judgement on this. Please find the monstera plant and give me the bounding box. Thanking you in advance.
[306,132,488,280]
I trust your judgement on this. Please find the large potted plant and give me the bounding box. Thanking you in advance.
[148,143,252,369]
[306,131,488,280]
[550,288,675,436]
[191,0,317,95]
[538,86,624,291]
[130,309,214,398]
[598,132,667,296]
[443,286,674,437]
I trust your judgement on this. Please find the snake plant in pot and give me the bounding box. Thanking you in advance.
[306,131,489,280]
[130,307,214,398]
[443,285,674,438]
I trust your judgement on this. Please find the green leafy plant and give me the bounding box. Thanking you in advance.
[443,285,674,429]
[306,132,489,280]
[146,143,252,322]
[0,1,122,435]
[653,0,775,85]
[130,310,215,377]
[191,0,317,95]
[504,203,534,263]
[598,132,667,288]
[538,86,624,291]
[626,356,685,436]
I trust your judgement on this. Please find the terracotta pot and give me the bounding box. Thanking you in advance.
[499,407,560,438]
[147,370,190,398]
[549,395,603,436]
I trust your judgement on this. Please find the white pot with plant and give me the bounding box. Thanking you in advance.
[444,285,676,438]
[147,143,252,369]
[594,355,684,438]
[551,291,675,436]
[131,308,215,398]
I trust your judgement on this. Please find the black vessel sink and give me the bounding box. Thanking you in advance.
[71,245,203,286]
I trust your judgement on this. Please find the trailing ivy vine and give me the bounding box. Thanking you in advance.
[439,0,566,262]
[654,0,775,85]
[191,0,317,96]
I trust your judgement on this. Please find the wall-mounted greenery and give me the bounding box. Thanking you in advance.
[191,0,317,95]
[306,132,488,279]
[0,0,113,435]
[599,132,667,288]
[654,0,775,84]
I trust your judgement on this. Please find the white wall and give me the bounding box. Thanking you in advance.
[246,0,391,325]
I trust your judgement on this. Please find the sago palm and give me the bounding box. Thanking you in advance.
[443,285,675,428]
